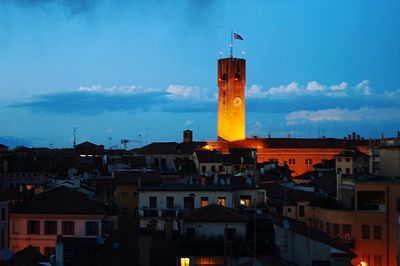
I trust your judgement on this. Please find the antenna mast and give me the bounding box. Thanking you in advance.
[73,127,77,148]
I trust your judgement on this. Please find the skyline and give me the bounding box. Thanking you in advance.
[1,0,400,148]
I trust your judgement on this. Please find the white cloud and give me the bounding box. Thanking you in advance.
[79,85,159,94]
[286,107,400,125]
[185,119,194,126]
[329,82,348,91]
[166,85,211,101]
[382,89,400,98]
[267,82,300,95]
[247,120,263,137]
[246,84,264,98]
[306,81,326,92]
[355,80,372,96]
[246,80,369,99]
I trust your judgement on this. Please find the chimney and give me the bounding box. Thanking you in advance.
[348,134,352,140]
[356,134,360,141]
[352,132,356,140]
[55,235,64,266]
[397,131,400,138]
[183,130,193,143]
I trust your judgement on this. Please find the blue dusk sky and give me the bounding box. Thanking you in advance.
[1,0,400,148]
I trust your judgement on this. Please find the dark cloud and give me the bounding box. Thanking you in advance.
[8,89,217,115]
[0,136,34,148]
[246,95,400,114]
[9,90,167,115]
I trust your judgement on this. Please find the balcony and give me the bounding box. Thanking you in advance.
[339,238,356,249]
[139,208,181,218]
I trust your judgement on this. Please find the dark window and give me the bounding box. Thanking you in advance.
[287,208,292,213]
[1,209,5,221]
[357,191,385,211]
[289,159,295,165]
[27,220,40,234]
[361,225,370,239]
[121,192,128,198]
[62,221,75,235]
[102,221,114,235]
[374,255,382,266]
[166,196,174,209]
[218,165,223,172]
[345,158,350,162]
[345,168,350,174]
[121,208,128,218]
[326,222,330,235]
[332,223,340,238]
[85,221,99,236]
[0,230,4,250]
[226,228,236,241]
[299,205,305,217]
[337,168,342,173]
[187,227,195,239]
[374,225,382,239]
[44,221,57,235]
[184,196,194,210]
[44,247,55,257]
[149,196,157,208]
[342,224,352,240]
[211,165,216,172]
[201,165,206,172]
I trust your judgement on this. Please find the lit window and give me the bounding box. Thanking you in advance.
[180,258,190,266]
[239,195,251,207]
[201,197,208,207]
[218,197,226,207]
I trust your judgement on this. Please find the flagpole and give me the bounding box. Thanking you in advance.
[230,29,233,58]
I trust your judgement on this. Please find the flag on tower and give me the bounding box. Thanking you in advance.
[233,33,244,40]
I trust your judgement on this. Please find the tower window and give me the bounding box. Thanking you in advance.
[234,72,241,81]
[220,74,227,81]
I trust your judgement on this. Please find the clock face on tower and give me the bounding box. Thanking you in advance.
[233,96,242,107]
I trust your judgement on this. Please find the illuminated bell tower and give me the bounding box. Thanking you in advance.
[217,57,246,141]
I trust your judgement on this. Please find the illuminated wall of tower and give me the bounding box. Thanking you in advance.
[217,57,246,141]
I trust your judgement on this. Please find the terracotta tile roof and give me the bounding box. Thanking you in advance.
[0,144,8,149]
[134,142,206,155]
[334,149,370,158]
[11,186,115,215]
[114,171,162,185]
[267,185,314,206]
[9,245,47,265]
[269,212,356,258]
[134,142,182,155]
[231,137,369,149]
[194,149,255,164]
[181,204,248,222]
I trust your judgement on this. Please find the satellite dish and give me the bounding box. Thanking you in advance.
[283,218,290,230]
[0,248,12,261]
[97,235,106,245]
